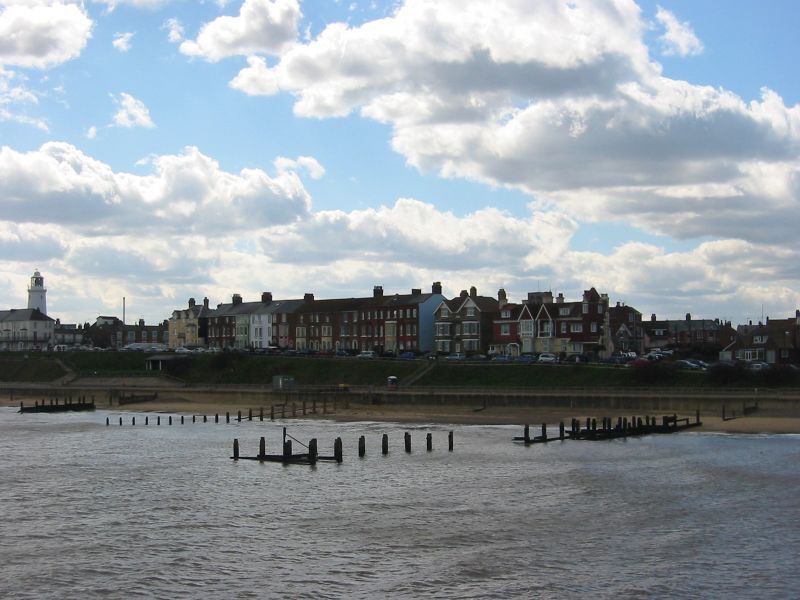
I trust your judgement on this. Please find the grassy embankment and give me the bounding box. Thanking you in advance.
[2,351,799,390]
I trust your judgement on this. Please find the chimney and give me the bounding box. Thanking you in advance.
[203,297,209,309]
[188,297,196,308]
[616,301,621,307]
[556,293,564,304]
[651,314,657,322]
[232,294,242,305]
[304,293,314,303]
[686,313,691,321]
[469,286,477,298]
[411,288,421,296]
[139,318,145,327]
[261,292,272,304]
[497,288,507,309]
[460,290,468,298]
[373,285,383,298]
[432,281,442,295]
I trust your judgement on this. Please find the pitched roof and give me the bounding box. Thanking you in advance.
[0,308,55,323]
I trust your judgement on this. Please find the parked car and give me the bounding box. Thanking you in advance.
[357,351,377,359]
[686,359,710,369]
[445,353,467,361]
[674,359,704,370]
[538,353,559,363]
[745,361,770,371]
[398,351,416,360]
[643,352,663,361]
[491,355,513,362]
[516,354,537,364]
[565,354,591,364]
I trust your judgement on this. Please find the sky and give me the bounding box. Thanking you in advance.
[0,0,798,327]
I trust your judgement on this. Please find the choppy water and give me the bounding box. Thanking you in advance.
[1,407,799,599]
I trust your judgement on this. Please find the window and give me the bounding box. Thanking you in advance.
[322,326,332,337]
[520,321,533,335]
[598,305,604,314]
[466,307,476,317]
[463,322,479,336]
[540,321,552,336]
[502,310,511,318]
[582,303,588,314]
[559,307,570,316]
[753,335,767,344]
[570,323,583,333]
[501,324,510,336]
[591,322,598,333]
[628,313,634,322]
[560,322,567,333]
[440,307,450,318]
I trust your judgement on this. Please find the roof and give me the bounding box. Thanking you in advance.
[0,308,55,323]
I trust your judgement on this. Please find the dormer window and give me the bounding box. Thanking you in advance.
[501,310,510,318]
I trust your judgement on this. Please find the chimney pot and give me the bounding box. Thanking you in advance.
[469,286,477,298]
[188,298,196,308]
[432,281,442,295]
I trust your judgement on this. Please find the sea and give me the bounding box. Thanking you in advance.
[1,407,799,599]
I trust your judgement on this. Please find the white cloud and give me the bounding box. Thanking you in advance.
[112,31,135,52]
[180,0,301,61]
[655,6,704,57]
[274,155,325,179]
[85,125,97,139]
[0,1,93,69]
[163,17,184,43]
[0,66,48,130]
[111,92,155,128]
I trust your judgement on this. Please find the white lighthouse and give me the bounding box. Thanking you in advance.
[27,270,47,315]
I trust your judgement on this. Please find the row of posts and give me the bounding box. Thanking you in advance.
[105,403,339,426]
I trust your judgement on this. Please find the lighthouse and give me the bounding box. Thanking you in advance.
[27,270,47,315]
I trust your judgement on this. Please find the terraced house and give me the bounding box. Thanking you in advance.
[434,287,500,355]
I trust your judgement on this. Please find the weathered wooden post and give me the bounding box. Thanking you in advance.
[19,401,23,412]
[248,408,252,421]
[358,435,366,457]
[226,412,230,423]
[145,416,149,425]
[215,413,219,423]
[204,415,207,423]
[334,437,343,463]
[448,430,454,451]
[541,423,547,441]
[283,439,292,460]
[426,432,433,451]
[591,418,597,432]
[559,422,565,440]
[524,424,530,443]
[637,417,643,429]
[181,415,184,425]
[132,416,136,426]
[106,417,109,426]
[404,431,411,453]
[157,416,161,426]
[232,439,239,460]
[237,410,242,422]
[382,433,389,455]
[622,417,628,431]
[308,438,318,464]
[585,417,591,431]
[169,416,173,425]
[259,436,266,460]
[696,409,700,424]
[119,417,123,426]
[259,407,263,421]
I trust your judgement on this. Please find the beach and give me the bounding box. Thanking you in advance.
[3,390,799,434]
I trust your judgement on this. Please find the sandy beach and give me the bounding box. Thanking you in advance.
[4,392,799,434]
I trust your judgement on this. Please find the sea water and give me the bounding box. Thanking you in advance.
[1,407,799,599]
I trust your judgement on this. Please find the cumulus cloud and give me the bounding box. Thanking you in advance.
[655,6,704,57]
[112,32,134,52]
[111,92,155,128]
[227,0,800,249]
[274,155,325,179]
[0,1,93,69]
[180,0,301,61]
[0,66,49,130]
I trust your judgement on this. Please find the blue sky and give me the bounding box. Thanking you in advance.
[1,0,798,327]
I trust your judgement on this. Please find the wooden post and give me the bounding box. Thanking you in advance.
[181,415,184,425]
[696,409,700,424]
[157,416,161,426]
[226,412,230,423]
[359,435,366,457]
[259,436,266,460]
[259,407,263,421]
[591,418,596,431]
[302,400,306,415]
[524,424,530,443]
[283,439,292,460]
[106,417,109,426]
[204,415,207,423]
[192,415,196,423]
[169,416,173,425]
[559,422,565,440]
[215,413,219,423]
[237,411,242,423]
[426,432,433,451]
[145,416,149,425]
[132,416,135,426]
[309,438,318,464]
[119,417,122,426]
[404,431,411,453]
[448,430,454,451]
[585,417,591,431]
[382,433,389,455]
[248,408,252,421]
[233,439,239,460]
[334,437,343,463]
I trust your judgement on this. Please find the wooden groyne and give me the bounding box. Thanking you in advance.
[231,428,454,465]
[19,398,96,413]
[118,393,158,406]
[514,411,702,444]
